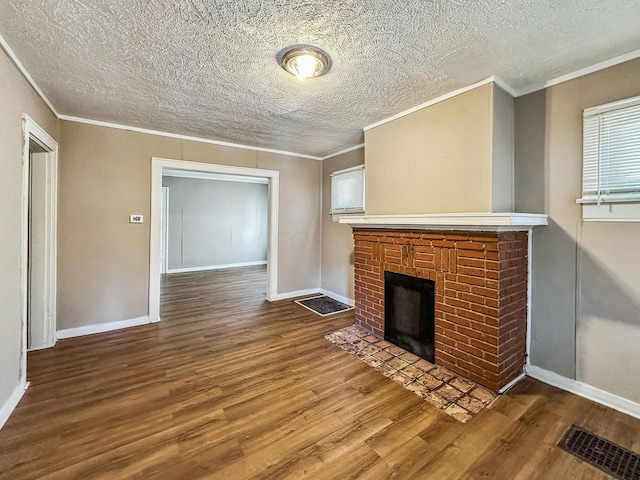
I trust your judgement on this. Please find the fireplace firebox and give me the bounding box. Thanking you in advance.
[384,271,435,362]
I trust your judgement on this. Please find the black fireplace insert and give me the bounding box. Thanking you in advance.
[384,271,435,362]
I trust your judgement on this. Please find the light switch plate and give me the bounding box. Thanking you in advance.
[130,214,143,223]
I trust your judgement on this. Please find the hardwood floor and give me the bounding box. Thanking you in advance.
[1,265,639,479]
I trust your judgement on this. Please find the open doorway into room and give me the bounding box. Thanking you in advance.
[20,115,58,385]
[159,170,270,318]
[149,158,279,323]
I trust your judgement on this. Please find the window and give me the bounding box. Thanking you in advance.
[330,165,365,215]
[579,95,640,221]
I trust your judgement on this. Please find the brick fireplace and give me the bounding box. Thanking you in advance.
[352,228,529,392]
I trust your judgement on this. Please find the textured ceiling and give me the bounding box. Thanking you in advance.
[1,1,639,158]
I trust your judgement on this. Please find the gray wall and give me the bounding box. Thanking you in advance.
[58,121,321,330]
[491,84,515,212]
[517,58,640,402]
[0,48,58,408]
[162,176,268,270]
[320,148,364,301]
[514,90,546,214]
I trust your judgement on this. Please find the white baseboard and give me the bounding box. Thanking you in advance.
[269,288,321,302]
[526,364,640,420]
[57,315,152,339]
[167,260,267,274]
[27,341,56,352]
[498,372,526,394]
[0,381,29,431]
[319,289,355,306]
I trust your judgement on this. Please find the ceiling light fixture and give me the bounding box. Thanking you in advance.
[277,45,331,80]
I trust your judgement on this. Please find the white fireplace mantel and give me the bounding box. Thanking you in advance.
[338,212,548,232]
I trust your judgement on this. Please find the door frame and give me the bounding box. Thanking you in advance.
[160,186,169,275]
[20,115,58,379]
[149,157,279,322]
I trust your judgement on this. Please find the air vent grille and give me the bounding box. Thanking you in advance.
[558,425,640,480]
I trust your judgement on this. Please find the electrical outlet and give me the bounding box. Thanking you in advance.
[130,214,143,223]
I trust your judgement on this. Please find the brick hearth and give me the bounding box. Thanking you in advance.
[353,229,528,392]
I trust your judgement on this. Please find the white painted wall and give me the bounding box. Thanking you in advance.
[162,176,268,271]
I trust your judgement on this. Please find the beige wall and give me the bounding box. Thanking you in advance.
[0,49,58,407]
[364,83,494,214]
[525,58,640,402]
[58,121,321,329]
[320,148,364,300]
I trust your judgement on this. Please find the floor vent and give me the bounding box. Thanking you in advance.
[558,425,640,480]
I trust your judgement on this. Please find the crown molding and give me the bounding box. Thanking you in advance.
[0,34,59,116]
[518,48,640,97]
[5,30,640,156]
[58,115,323,160]
[2,33,322,160]
[321,143,364,160]
[363,76,516,132]
[492,75,518,97]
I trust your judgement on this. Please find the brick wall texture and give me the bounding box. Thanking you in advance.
[353,229,529,392]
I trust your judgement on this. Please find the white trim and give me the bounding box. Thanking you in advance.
[0,35,58,116]
[319,289,355,306]
[526,228,533,366]
[330,164,365,177]
[338,212,548,231]
[498,373,526,394]
[577,195,640,205]
[150,158,279,320]
[519,48,640,97]
[583,93,640,116]
[167,261,267,274]
[160,187,169,274]
[321,144,365,161]
[27,341,55,352]
[526,365,640,421]
[363,76,514,131]
[268,288,321,302]
[162,169,269,184]
[60,115,322,161]
[580,203,640,222]
[0,381,29,431]
[4,28,640,154]
[318,155,324,290]
[20,115,58,384]
[56,315,152,339]
[492,76,519,98]
[1,33,321,162]
[543,48,640,91]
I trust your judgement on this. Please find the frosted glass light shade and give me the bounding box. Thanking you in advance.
[278,45,331,80]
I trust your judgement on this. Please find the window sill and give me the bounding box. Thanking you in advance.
[579,202,640,222]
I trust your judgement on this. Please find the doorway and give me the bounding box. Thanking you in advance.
[21,115,58,380]
[160,170,269,274]
[149,158,279,322]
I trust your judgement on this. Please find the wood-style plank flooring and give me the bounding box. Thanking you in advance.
[1,265,639,479]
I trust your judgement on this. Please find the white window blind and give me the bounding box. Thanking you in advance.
[581,95,640,204]
[330,165,365,214]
